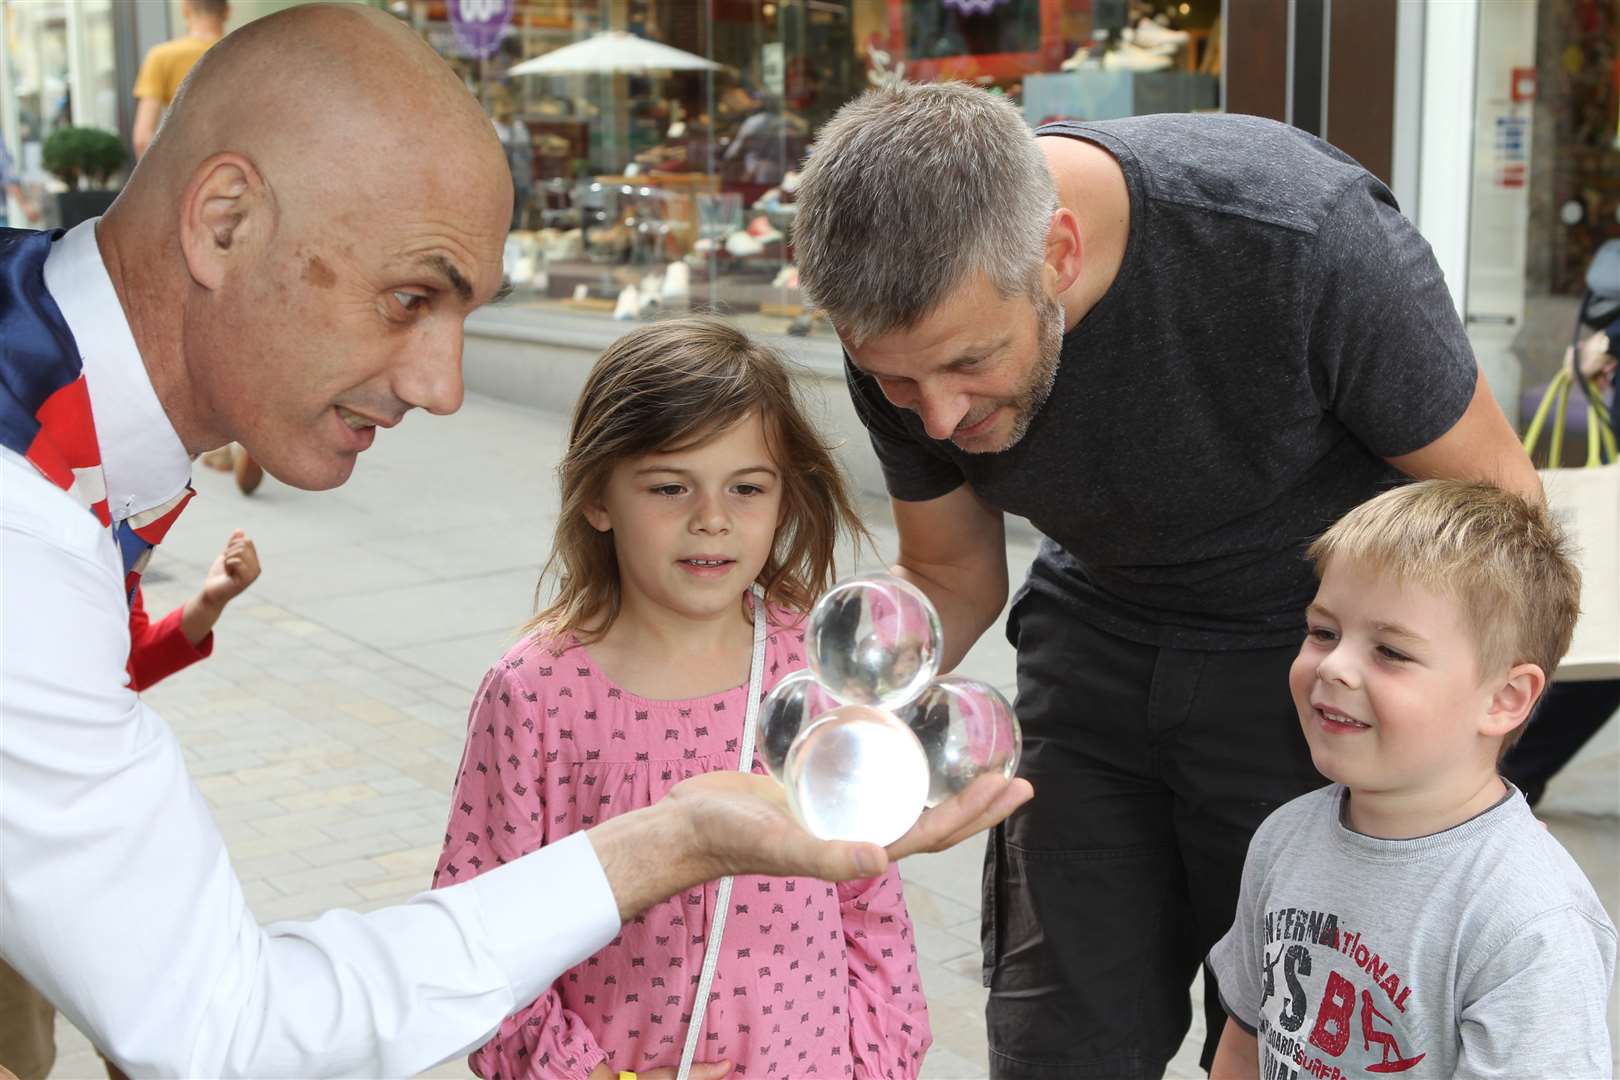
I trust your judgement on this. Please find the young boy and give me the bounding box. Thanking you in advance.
[1208,480,1617,1079]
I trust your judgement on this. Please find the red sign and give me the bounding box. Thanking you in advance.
[1511,66,1537,103]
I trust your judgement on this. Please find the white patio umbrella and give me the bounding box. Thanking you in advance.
[507,31,722,77]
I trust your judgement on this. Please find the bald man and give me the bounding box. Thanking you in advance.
[0,7,1030,1077]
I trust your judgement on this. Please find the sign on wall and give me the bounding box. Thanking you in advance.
[449,0,513,60]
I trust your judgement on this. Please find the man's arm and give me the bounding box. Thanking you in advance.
[0,472,620,1078]
[888,484,1010,672]
[840,356,1008,669]
[2,563,619,1078]
[1385,366,1542,501]
[132,97,162,158]
[1208,1018,1259,1080]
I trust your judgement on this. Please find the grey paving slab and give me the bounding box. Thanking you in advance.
[165,487,416,558]
[900,838,991,912]
[246,543,437,607]
[367,521,551,581]
[292,567,540,651]
[392,627,525,696]
[919,1045,991,1079]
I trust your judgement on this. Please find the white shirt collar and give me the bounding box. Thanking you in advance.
[42,218,192,524]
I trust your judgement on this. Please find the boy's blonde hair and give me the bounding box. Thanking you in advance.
[527,315,868,646]
[1305,480,1580,749]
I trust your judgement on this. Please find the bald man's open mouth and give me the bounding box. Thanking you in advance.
[335,405,385,451]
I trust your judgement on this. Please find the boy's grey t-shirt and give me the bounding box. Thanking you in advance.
[845,114,1479,650]
[1208,784,1617,1078]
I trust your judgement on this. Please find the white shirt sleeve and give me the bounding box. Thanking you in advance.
[0,456,622,1078]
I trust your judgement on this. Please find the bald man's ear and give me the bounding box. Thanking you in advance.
[179,153,270,290]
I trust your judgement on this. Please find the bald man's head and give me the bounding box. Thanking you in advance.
[142,4,501,192]
[103,4,513,491]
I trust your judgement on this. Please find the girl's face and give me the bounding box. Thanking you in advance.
[586,411,784,626]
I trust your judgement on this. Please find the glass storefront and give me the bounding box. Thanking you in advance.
[393,0,1224,331]
[2,1,75,200]
[2,0,125,227]
[1458,0,1619,438]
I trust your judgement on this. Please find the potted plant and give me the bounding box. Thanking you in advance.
[42,126,127,229]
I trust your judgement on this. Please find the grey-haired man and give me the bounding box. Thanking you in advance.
[794,82,1540,1079]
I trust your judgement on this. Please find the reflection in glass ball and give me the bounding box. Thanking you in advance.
[758,669,841,782]
[900,676,1022,807]
[805,573,942,709]
[784,704,929,845]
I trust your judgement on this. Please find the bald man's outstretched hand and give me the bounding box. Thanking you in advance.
[588,770,1033,920]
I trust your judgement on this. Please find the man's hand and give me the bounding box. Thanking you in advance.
[1569,331,1617,391]
[200,529,261,608]
[664,772,890,882]
[673,770,1032,878]
[589,770,1033,921]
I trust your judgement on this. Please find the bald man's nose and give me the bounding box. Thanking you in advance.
[395,323,466,416]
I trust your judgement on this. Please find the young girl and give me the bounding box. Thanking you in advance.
[433,316,932,1080]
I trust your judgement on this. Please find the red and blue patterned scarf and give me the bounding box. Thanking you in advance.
[1,227,192,602]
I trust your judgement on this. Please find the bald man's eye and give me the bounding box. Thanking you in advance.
[391,290,429,314]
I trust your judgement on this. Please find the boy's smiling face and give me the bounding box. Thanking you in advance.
[1288,557,1512,801]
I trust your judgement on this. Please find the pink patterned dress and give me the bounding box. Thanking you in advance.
[432,609,932,1080]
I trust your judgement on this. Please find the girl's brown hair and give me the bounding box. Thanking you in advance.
[526,314,868,645]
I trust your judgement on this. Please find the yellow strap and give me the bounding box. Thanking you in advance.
[1548,375,1572,468]
[1528,367,1618,467]
[618,1073,638,1080]
[1590,386,1618,463]
[1521,368,1569,456]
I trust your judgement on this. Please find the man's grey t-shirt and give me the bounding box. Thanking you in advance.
[846,114,1479,650]
[1208,784,1617,1078]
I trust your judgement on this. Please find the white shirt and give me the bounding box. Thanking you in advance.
[0,221,621,1077]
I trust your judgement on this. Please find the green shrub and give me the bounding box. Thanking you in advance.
[42,126,128,189]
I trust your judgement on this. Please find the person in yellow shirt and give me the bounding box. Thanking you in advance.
[132,0,229,158]
[135,0,263,492]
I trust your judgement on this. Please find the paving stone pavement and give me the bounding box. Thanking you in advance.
[44,392,1618,1079]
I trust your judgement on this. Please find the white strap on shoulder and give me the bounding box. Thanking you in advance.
[676,585,769,1080]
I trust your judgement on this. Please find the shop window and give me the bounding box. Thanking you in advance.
[396,0,1223,334]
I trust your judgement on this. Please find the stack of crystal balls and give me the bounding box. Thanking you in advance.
[760,573,1022,846]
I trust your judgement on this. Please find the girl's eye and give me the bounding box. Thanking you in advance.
[1376,645,1412,663]
[393,290,428,313]
[1306,626,1337,644]
[734,484,765,497]
[651,484,685,497]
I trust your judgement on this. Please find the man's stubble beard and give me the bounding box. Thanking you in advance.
[969,292,1064,454]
